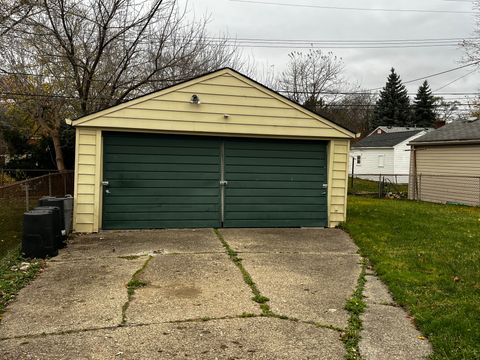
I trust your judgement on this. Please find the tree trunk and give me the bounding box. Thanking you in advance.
[51,129,65,171]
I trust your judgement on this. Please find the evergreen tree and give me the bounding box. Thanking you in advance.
[413,81,436,127]
[372,68,411,128]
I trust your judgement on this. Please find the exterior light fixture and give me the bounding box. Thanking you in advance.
[190,94,200,104]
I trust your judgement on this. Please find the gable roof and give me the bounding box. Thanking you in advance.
[410,120,480,145]
[367,126,424,136]
[352,130,424,148]
[71,68,355,139]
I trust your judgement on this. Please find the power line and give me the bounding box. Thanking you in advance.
[229,0,473,14]
[229,43,460,49]
[208,36,477,44]
[368,61,480,91]
[433,68,478,91]
[209,34,475,49]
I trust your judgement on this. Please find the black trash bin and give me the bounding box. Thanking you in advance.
[39,197,66,240]
[33,206,64,249]
[22,209,59,259]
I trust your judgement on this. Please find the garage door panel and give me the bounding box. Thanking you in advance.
[226,196,326,205]
[104,145,219,156]
[107,179,219,188]
[104,220,220,230]
[226,148,326,159]
[225,211,326,220]
[225,139,325,152]
[108,187,220,197]
[104,163,219,173]
[104,154,219,165]
[225,157,325,167]
[103,132,221,229]
[103,211,219,221]
[227,189,324,197]
[227,204,326,212]
[224,139,328,228]
[105,196,219,205]
[104,134,220,148]
[225,219,326,228]
[106,204,219,213]
[227,173,326,182]
[227,180,325,189]
[226,165,326,175]
[105,171,220,181]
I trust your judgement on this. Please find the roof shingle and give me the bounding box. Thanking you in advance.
[352,130,423,148]
[410,120,480,144]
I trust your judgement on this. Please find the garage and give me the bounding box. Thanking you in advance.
[70,68,354,232]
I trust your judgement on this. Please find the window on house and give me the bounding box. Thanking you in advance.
[356,155,361,165]
[378,154,385,168]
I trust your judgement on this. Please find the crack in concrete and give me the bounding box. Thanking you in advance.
[121,256,153,325]
[0,313,343,342]
[213,229,273,315]
[212,229,346,334]
[234,251,359,256]
[342,258,367,360]
[49,251,225,263]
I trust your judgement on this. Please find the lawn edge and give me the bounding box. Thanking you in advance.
[0,249,45,322]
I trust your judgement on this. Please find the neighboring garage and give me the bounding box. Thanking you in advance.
[70,68,355,232]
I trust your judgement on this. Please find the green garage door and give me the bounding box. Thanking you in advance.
[223,138,328,228]
[102,133,327,229]
[102,132,221,229]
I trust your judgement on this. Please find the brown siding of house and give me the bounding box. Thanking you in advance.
[412,144,480,206]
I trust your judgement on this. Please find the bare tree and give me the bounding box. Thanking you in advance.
[322,92,377,135]
[277,49,345,111]
[0,0,35,37]
[1,0,243,170]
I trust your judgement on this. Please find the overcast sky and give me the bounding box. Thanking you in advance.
[180,0,479,103]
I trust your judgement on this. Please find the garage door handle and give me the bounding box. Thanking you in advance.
[220,180,228,186]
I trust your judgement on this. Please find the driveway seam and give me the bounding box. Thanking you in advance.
[50,251,225,262]
[0,314,343,342]
[233,251,360,256]
[342,257,367,360]
[213,229,352,333]
[213,229,273,315]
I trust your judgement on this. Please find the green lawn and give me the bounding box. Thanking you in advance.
[0,198,44,319]
[342,196,480,359]
[0,199,26,259]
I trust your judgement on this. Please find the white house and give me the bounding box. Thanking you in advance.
[350,128,430,183]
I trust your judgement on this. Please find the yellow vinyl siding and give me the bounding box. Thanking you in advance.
[73,70,352,139]
[413,144,480,206]
[328,139,349,227]
[73,128,101,233]
[83,118,347,139]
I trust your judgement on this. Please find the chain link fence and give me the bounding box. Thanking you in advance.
[409,174,480,207]
[0,170,74,258]
[348,174,409,197]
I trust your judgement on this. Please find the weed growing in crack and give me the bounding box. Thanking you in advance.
[342,259,367,360]
[252,294,269,304]
[240,312,256,318]
[127,279,147,296]
[121,256,153,325]
[213,229,272,316]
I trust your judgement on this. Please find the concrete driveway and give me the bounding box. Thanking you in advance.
[0,228,430,359]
